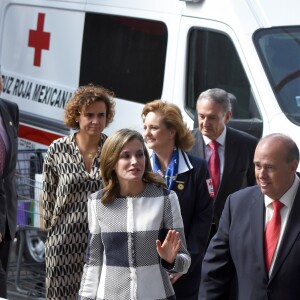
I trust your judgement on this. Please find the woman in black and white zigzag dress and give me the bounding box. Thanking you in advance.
[42,84,115,300]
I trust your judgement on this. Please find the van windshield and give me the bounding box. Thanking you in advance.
[254,27,300,126]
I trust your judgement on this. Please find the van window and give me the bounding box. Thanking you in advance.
[254,27,300,126]
[80,13,167,103]
[186,28,260,121]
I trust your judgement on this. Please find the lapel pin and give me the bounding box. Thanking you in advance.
[9,121,12,126]
[176,181,185,190]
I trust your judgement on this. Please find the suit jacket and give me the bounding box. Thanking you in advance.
[0,99,19,240]
[151,150,213,300]
[188,126,258,227]
[199,184,300,300]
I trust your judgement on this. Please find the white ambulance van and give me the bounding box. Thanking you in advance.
[0,0,300,149]
[3,0,299,271]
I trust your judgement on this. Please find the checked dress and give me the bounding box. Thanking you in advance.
[78,184,191,300]
[42,133,107,299]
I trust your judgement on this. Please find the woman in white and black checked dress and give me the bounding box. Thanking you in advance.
[42,85,115,300]
[78,129,191,300]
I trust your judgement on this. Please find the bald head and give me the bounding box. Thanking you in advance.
[254,134,299,199]
[257,134,299,163]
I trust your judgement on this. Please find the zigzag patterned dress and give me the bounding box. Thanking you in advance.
[42,133,107,300]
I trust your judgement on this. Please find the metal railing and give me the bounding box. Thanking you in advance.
[7,149,47,299]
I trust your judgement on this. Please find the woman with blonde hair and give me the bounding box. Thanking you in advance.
[142,100,213,300]
[78,129,191,300]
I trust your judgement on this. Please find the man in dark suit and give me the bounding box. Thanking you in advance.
[0,68,19,298]
[199,133,300,300]
[189,88,258,234]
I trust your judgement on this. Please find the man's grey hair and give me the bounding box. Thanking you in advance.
[197,88,232,113]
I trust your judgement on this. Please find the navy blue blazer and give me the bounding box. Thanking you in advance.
[151,150,213,300]
[199,184,300,300]
[0,99,19,240]
[188,126,258,227]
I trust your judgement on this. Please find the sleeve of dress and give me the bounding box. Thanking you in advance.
[42,144,58,230]
[78,193,103,300]
[162,190,191,274]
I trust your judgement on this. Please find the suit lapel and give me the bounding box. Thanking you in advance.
[221,128,232,182]
[250,188,268,277]
[0,102,13,170]
[219,127,236,189]
[194,130,205,158]
[270,185,300,280]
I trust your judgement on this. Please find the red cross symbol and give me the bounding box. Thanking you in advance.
[28,13,51,67]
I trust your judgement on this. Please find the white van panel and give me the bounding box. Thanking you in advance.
[183,0,300,32]
[248,0,300,27]
[86,0,183,14]
[1,4,84,133]
[103,98,144,135]
[3,5,83,87]
[182,0,259,34]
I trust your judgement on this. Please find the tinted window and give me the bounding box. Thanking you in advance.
[254,27,300,126]
[80,13,167,103]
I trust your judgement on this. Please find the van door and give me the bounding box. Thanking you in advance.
[174,17,263,139]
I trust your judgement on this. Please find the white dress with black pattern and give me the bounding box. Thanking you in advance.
[42,133,107,300]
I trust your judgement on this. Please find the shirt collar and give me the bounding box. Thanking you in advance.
[203,126,227,147]
[265,174,300,208]
[149,149,193,175]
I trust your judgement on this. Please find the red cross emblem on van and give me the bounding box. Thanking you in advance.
[28,13,51,67]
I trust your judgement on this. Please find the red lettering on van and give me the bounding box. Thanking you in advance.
[28,13,50,67]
